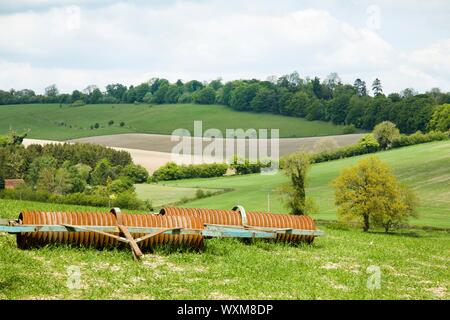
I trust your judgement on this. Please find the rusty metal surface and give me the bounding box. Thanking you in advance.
[16,211,204,251]
[160,207,316,243]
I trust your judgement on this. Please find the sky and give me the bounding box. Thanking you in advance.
[0,0,449,94]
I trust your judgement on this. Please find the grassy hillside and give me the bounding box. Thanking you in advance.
[0,199,448,299]
[0,103,356,140]
[159,141,450,228]
[134,184,226,208]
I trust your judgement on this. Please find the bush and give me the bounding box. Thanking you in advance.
[391,130,450,148]
[230,156,272,175]
[121,163,149,183]
[71,100,85,107]
[108,120,114,126]
[113,191,146,210]
[94,123,100,129]
[373,121,400,149]
[310,134,380,164]
[342,125,357,134]
[107,177,134,194]
[152,162,228,181]
[0,186,148,210]
[428,104,450,132]
[120,121,125,127]
[91,159,114,186]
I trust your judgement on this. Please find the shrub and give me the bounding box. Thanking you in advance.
[121,163,149,183]
[152,162,228,181]
[71,100,85,107]
[177,92,194,103]
[120,121,125,127]
[113,191,146,210]
[91,159,114,186]
[108,120,114,126]
[230,156,271,175]
[343,125,357,134]
[391,130,450,148]
[94,123,100,129]
[0,187,148,210]
[107,177,134,194]
[428,104,450,132]
[373,121,400,149]
[196,189,206,199]
[310,134,380,164]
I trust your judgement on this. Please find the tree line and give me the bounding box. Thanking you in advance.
[0,134,151,210]
[1,72,450,133]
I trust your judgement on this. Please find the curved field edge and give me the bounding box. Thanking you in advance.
[0,103,361,140]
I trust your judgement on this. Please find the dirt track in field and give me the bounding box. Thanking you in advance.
[24,133,364,173]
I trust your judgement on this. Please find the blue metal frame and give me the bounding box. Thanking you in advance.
[0,223,324,238]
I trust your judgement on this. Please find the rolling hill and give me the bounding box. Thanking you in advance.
[0,103,358,140]
[152,140,450,228]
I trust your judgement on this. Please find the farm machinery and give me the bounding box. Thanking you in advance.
[0,206,324,260]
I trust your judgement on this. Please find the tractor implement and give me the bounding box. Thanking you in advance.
[0,206,324,260]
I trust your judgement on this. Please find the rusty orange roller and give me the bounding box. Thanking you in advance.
[1,206,323,260]
[160,206,318,244]
[14,209,204,259]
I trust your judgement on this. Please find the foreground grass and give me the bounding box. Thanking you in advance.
[0,199,448,300]
[0,103,354,139]
[162,141,450,228]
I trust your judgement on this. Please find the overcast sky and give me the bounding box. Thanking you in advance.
[0,0,449,94]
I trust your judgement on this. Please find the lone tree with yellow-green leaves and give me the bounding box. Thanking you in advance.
[332,156,417,232]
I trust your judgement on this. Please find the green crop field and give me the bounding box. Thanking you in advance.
[0,103,356,140]
[134,184,226,208]
[0,198,448,300]
[159,140,450,228]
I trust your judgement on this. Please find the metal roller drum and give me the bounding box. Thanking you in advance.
[16,211,204,251]
[159,207,317,243]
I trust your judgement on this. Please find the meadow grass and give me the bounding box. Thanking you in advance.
[0,103,355,140]
[0,197,448,300]
[134,184,225,208]
[0,141,448,300]
[160,140,450,228]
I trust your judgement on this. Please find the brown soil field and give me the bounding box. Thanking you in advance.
[70,133,364,156]
[24,133,364,173]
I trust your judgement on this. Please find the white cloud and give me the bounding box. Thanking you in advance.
[0,1,449,94]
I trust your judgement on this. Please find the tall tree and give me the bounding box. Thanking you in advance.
[280,152,311,215]
[372,78,383,96]
[353,79,367,97]
[106,83,127,101]
[45,84,59,97]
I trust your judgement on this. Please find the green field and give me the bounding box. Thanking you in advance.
[0,199,448,299]
[158,141,450,228]
[134,184,226,208]
[0,141,448,300]
[0,103,355,140]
